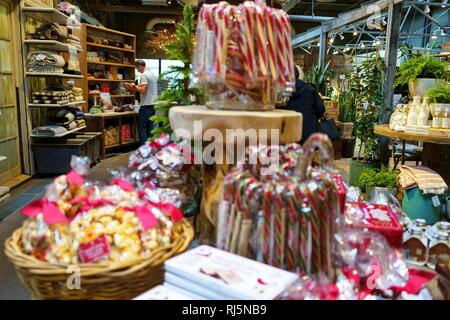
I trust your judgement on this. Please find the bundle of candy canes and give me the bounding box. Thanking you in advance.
[20,155,187,265]
[216,133,341,278]
[193,0,295,110]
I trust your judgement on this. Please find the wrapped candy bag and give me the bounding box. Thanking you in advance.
[279,273,338,300]
[127,134,200,216]
[21,156,90,264]
[333,228,410,299]
[20,156,186,265]
[193,0,295,111]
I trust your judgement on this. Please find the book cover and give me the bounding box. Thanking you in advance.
[164,245,299,300]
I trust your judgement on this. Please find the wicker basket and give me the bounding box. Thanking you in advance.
[4,219,194,300]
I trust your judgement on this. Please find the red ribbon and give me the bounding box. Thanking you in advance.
[124,206,158,230]
[66,170,84,186]
[112,178,135,192]
[70,196,115,218]
[21,199,68,225]
[389,269,435,295]
[148,201,184,222]
[149,133,170,149]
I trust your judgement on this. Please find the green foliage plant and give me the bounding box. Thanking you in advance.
[150,5,205,139]
[305,61,335,96]
[425,85,450,104]
[394,55,449,87]
[358,166,399,189]
[351,55,384,162]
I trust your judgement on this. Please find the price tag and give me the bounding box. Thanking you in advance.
[431,195,441,208]
[339,74,346,80]
[78,234,110,263]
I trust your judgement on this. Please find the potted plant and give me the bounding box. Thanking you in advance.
[357,166,399,198]
[349,55,383,186]
[305,61,335,96]
[394,55,449,98]
[425,85,450,115]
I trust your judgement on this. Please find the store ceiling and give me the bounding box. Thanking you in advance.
[77,0,371,33]
[75,0,381,56]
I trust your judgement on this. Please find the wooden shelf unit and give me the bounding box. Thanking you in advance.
[84,112,139,158]
[76,24,136,113]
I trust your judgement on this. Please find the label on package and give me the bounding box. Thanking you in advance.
[78,234,111,263]
[431,196,441,208]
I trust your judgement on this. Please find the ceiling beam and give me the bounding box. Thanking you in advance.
[88,5,183,15]
[292,0,406,47]
[283,0,302,13]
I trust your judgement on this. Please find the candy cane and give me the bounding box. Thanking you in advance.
[254,4,268,79]
[264,7,277,81]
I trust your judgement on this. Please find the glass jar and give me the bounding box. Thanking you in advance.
[432,105,444,129]
[426,231,450,269]
[442,105,450,130]
[403,226,428,266]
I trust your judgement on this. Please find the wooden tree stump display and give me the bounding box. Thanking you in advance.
[169,105,303,244]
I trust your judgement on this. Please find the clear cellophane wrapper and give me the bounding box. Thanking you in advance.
[193,1,295,111]
[20,152,189,265]
[127,134,201,216]
[217,133,341,279]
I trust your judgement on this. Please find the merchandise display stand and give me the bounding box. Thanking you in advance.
[20,5,88,174]
[84,111,138,159]
[375,124,450,185]
[169,105,303,243]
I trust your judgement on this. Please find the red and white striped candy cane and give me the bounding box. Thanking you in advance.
[264,6,277,81]
[253,4,268,78]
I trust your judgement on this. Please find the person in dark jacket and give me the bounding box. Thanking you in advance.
[282,65,326,145]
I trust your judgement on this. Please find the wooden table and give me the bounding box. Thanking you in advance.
[169,105,303,244]
[374,124,450,185]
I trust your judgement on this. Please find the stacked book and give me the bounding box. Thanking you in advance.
[135,245,299,300]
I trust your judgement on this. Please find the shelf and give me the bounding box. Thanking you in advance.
[86,24,136,38]
[86,42,134,53]
[30,126,86,138]
[87,60,134,68]
[87,78,131,82]
[29,101,86,108]
[0,136,16,143]
[121,140,138,146]
[89,94,134,98]
[434,52,450,57]
[22,7,69,25]
[85,111,137,117]
[26,72,84,79]
[105,143,120,149]
[24,40,82,52]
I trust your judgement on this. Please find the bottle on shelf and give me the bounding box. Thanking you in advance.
[417,97,430,126]
[432,105,444,129]
[442,105,450,130]
[407,96,421,126]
